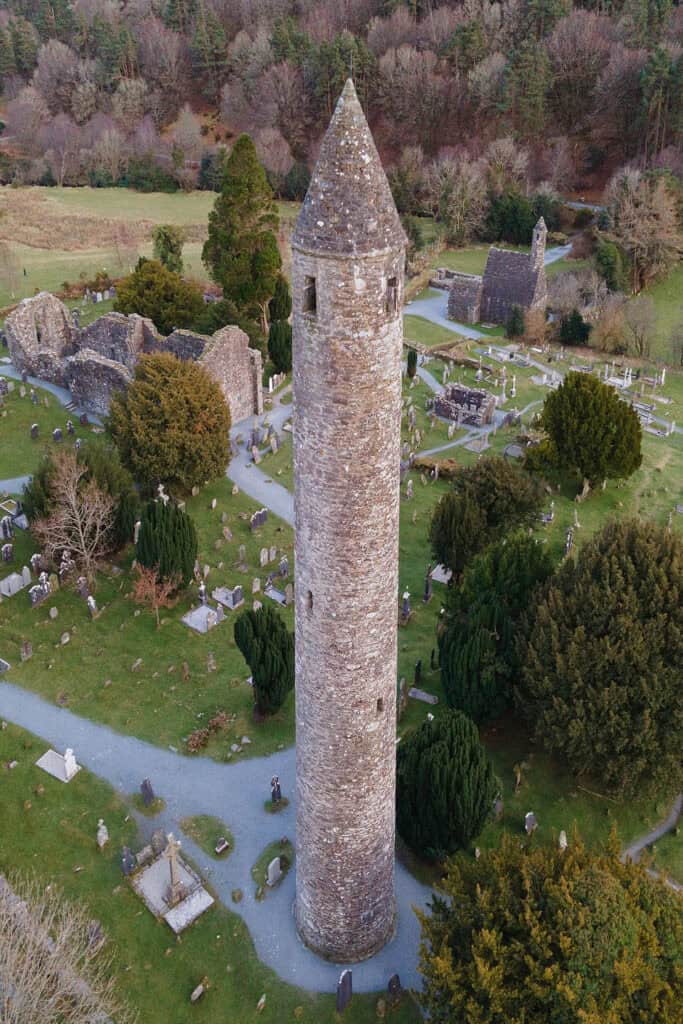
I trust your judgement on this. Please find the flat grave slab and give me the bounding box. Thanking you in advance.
[35,748,81,783]
[181,604,225,635]
[164,887,215,934]
[408,688,439,705]
[431,564,452,585]
[264,584,286,605]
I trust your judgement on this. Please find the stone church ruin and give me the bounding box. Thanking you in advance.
[432,218,548,325]
[5,292,263,421]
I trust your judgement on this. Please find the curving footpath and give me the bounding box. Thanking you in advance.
[0,681,431,994]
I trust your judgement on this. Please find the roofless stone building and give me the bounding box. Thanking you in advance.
[444,217,548,325]
[292,80,405,962]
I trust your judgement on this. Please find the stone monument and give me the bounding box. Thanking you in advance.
[292,79,405,962]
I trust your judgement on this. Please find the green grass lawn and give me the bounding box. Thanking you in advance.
[258,433,294,492]
[0,721,421,1024]
[403,314,464,349]
[0,476,297,760]
[251,837,294,897]
[0,381,96,479]
[652,829,683,885]
[636,263,683,362]
[181,815,234,860]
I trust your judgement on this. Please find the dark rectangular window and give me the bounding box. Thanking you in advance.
[303,276,317,314]
[386,276,398,314]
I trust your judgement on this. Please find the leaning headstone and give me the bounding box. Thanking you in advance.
[336,970,352,1013]
[140,778,155,807]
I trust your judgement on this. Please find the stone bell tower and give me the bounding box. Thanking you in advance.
[291,79,406,963]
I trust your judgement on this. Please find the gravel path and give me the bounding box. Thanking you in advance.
[226,388,294,526]
[0,680,431,993]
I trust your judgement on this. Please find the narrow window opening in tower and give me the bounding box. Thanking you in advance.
[386,276,398,314]
[303,276,317,314]
[376,697,384,713]
[307,590,313,612]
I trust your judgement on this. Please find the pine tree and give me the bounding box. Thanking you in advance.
[268,275,292,322]
[539,371,642,487]
[152,225,185,275]
[268,320,292,373]
[407,348,418,378]
[10,17,38,77]
[202,135,281,331]
[0,28,17,86]
[396,710,498,860]
[559,308,591,345]
[234,605,295,716]
[136,499,198,589]
[192,2,226,101]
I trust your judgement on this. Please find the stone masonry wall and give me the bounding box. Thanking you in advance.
[292,246,403,962]
[199,326,263,423]
[447,272,483,324]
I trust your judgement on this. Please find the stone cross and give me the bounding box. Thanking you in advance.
[163,833,185,907]
[64,748,78,780]
[96,818,109,849]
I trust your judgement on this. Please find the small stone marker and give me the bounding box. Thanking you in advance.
[558,830,568,851]
[140,778,155,807]
[388,974,402,1003]
[190,978,209,1004]
[266,856,282,886]
[259,547,268,567]
[121,846,136,876]
[96,818,109,849]
[284,583,293,606]
[214,837,230,855]
[336,969,352,1013]
[252,577,261,593]
[20,640,32,661]
[524,811,538,835]
[408,687,438,705]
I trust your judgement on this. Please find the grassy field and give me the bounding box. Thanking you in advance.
[180,814,234,860]
[0,380,96,479]
[0,721,421,1024]
[0,476,297,761]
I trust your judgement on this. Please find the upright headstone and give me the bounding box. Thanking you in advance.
[336,970,353,1013]
[266,856,282,886]
[140,778,155,807]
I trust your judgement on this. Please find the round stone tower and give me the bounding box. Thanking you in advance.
[291,79,406,963]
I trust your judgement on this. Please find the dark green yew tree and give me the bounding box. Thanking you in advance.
[516,518,683,795]
[407,348,418,378]
[396,710,498,860]
[540,371,642,488]
[135,499,198,589]
[234,605,294,716]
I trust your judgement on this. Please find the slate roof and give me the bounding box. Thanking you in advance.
[292,79,406,258]
[481,248,540,309]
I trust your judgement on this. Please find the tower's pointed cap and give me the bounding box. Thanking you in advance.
[535,217,547,231]
[292,79,406,258]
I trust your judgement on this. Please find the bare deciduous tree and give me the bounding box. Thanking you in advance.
[623,294,656,358]
[605,166,681,291]
[485,136,529,195]
[0,874,134,1024]
[33,451,115,584]
[132,563,179,628]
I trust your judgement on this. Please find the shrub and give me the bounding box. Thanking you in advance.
[234,605,294,716]
[135,499,198,589]
[407,348,418,378]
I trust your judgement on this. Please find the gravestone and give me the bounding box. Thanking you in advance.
[96,818,109,849]
[266,856,282,887]
[558,830,568,851]
[388,975,402,1003]
[252,577,261,593]
[121,847,136,876]
[223,526,233,541]
[284,583,293,606]
[87,595,98,618]
[64,748,78,780]
[269,545,277,562]
[279,556,289,577]
[270,775,281,805]
[30,422,39,440]
[270,434,278,453]
[49,606,58,620]
[76,576,89,599]
[0,516,13,539]
[259,548,269,568]
[405,480,413,499]
[140,778,155,807]
[524,811,538,835]
[252,600,262,611]
[423,568,432,603]
[336,970,352,1013]
[79,413,88,426]
[1,543,12,563]
[238,544,247,562]
[30,552,43,574]
[20,640,32,661]
[52,428,62,443]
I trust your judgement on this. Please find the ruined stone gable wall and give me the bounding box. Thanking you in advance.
[65,350,132,416]
[447,272,483,324]
[79,313,160,370]
[198,326,263,424]
[5,292,75,380]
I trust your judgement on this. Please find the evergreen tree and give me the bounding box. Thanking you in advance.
[516,519,683,796]
[559,308,591,345]
[440,533,555,722]
[539,371,642,488]
[108,352,231,494]
[396,710,498,860]
[234,605,295,716]
[268,275,292,322]
[505,304,525,338]
[418,832,683,1023]
[507,39,551,136]
[136,499,197,589]
[10,17,38,76]
[486,192,537,245]
[407,348,418,378]
[202,134,281,330]
[152,225,185,275]
[596,239,627,291]
[282,162,311,200]
[430,458,544,577]
[0,28,17,86]
[192,3,226,101]
[114,258,203,336]
[267,320,292,373]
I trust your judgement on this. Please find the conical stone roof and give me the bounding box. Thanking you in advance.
[292,79,406,258]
